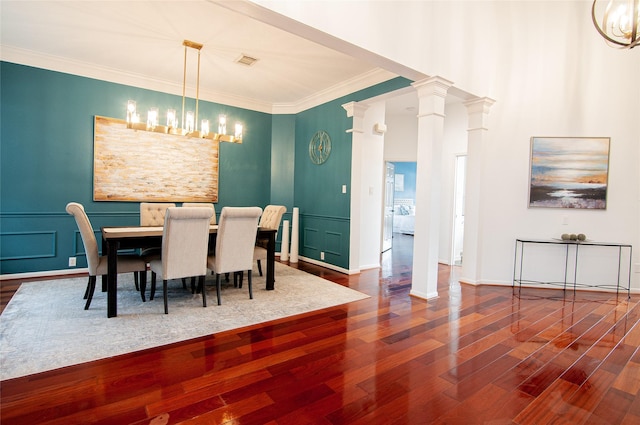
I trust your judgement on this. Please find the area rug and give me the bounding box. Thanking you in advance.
[0,263,369,380]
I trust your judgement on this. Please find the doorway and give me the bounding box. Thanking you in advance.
[382,162,395,253]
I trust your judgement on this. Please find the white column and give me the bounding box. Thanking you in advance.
[280,219,290,262]
[342,101,368,273]
[461,97,495,284]
[410,76,453,300]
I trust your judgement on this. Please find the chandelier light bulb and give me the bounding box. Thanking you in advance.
[167,109,176,128]
[126,100,136,127]
[218,114,227,135]
[147,108,158,130]
[185,111,195,133]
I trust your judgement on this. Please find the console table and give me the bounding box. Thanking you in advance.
[513,238,632,298]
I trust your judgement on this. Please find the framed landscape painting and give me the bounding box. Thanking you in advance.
[528,137,610,209]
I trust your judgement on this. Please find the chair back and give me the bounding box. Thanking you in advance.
[259,205,287,231]
[214,207,262,274]
[159,207,213,280]
[65,202,100,275]
[182,202,216,224]
[140,202,176,226]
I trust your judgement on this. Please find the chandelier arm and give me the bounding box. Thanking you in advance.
[181,44,187,131]
[632,0,639,47]
[195,49,201,131]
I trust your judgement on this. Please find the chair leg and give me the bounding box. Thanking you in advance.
[257,259,263,276]
[182,278,187,289]
[134,272,140,291]
[83,277,91,300]
[84,276,97,310]
[150,272,157,300]
[163,279,169,314]
[199,276,206,307]
[248,270,253,300]
[139,270,147,302]
[191,277,196,294]
[216,274,222,305]
[233,271,244,288]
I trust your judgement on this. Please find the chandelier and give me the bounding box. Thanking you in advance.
[125,40,243,142]
[592,0,639,49]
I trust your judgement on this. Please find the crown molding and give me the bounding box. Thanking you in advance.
[271,68,397,114]
[2,45,395,115]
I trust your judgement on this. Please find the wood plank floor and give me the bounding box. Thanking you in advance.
[1,233,639,424]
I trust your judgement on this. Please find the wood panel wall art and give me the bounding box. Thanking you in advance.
[93,116,219,202]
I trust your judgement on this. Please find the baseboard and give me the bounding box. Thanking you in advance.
[297,256,355,274]
[0,268,89,281]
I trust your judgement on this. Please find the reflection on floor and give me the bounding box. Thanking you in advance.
[380,232,414,292]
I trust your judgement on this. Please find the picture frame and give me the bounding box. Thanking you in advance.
[528,136,610,209]
[93,116,219,202]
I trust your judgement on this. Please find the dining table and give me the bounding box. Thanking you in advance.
[101,225,277,318]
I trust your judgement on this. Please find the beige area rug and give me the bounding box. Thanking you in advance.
[0,263,369,380]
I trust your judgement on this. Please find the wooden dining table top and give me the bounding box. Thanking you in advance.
[102,224,218,238]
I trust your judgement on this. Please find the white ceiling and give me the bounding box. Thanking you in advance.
[0,0,412,114]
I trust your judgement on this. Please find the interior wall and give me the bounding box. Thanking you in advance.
[292,78,412,271]
[383,114,418,161]
[256,0,640,289]
[393,162,417,202]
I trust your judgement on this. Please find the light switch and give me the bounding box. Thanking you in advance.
[342,185,347,194]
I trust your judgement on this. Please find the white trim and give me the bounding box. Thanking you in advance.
[0,268,88,281]
[1,45,395,115]
[409,289,439,300]
[298,256,357,275]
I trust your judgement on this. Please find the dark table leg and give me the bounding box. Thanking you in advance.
[101,238,108,292]
[266,231,275,290]
[106,240,119,318]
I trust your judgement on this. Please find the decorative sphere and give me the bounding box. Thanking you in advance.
[561,233,570,240]
[577,233,586,241]
[570,234,578,241]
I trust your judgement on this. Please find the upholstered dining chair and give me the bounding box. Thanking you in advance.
[148,207,213,314]
[254,205,287,276]
[207,207,262,305]
[66,202,147,310]
[181,202,216,225]
[138,202,176,293]
[140,202,177,226]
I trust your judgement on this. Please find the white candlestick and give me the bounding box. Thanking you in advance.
[280,220,290,262]
[290,207,299,263]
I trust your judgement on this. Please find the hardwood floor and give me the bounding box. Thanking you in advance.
[1,233,639,424]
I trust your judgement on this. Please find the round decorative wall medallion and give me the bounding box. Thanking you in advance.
[308,130,331,164]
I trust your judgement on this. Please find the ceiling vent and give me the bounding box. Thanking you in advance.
[236,54,258,66]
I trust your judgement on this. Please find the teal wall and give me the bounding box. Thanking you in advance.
[0,62,271,274]
[0,61,410,274]
[393,162,417,201]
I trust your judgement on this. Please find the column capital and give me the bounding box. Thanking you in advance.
[464,97,496,131]
[341,101,368,118]
[412,76,454,99]
[463,97,496,114]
